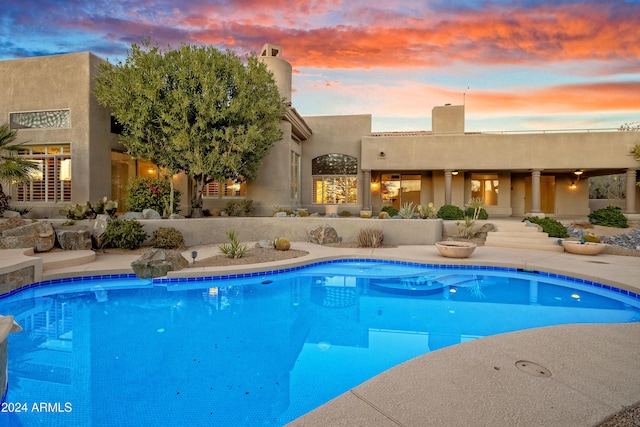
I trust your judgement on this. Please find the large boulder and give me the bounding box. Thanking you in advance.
[121,212,144,220]
[308,224,339,245]
[0,221,55,252]
[131,249,189,279]
[0,216,26,233]
[92,214,110,248]
[55,226,92,250]
[143,209,162,219]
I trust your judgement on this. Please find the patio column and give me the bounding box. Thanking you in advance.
[444,170,453,205]
[362,169,372,211]
[625,168,638,214]
[529,169,542,215]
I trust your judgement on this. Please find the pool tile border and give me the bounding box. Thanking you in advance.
[5,259,639,302]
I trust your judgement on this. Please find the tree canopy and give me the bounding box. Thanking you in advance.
[93,40,285,216]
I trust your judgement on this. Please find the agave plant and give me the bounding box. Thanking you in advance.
[397,201,416,219]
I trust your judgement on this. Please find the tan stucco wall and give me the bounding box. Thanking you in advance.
[362,131,639,172]
[300,115,372,214]
[244,121,300,216]
[432,105,465,134]
[0,52,118,217]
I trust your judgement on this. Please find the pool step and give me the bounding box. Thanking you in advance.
[485,221,563,252]
[34,250,96,271]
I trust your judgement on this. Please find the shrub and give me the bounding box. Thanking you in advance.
[357,227,384,248]
[219,230,248,259]
[437,205,465,220]
[272,205,293,216]
[588,206,629,228]
[125,177,180,214]
[102,219,148,249]
[524,216,569,238]
[151,227,185,249]
[381,206,398,217]
[339,210,351,217]
[225,199,254,217]
[465,207,488,220]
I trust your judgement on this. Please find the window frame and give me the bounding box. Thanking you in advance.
[15,145,72,203]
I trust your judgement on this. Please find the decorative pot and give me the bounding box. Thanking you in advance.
[324,205,339,216]
[561,240,606,255]
[435,241,477,258]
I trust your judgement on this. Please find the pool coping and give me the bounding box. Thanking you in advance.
[3,242,640,426]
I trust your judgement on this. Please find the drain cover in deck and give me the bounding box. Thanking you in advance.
[515,360,552,378]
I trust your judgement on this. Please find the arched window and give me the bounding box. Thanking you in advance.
[312,154,358,204]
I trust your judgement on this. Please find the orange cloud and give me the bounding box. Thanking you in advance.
[176,1,640,72]
[468,82,640,115]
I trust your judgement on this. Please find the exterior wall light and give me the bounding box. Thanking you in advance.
[371,181,379,195]
[570,181,577,190]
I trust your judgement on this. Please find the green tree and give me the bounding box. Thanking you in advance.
[0,123,40,214]
[93,40,285,217]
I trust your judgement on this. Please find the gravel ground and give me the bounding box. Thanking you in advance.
[596,401,640,427]
[187,246,309,267]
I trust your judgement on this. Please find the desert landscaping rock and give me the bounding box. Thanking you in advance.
[55,226,92,250]
[0,221,55,252]
[0,217,26,233]
[92,214,109,248]
[131,248,189,278]
[308,223,339,245]
[142,208,162,219]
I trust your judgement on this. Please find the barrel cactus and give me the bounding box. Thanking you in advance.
[274,237,291,251]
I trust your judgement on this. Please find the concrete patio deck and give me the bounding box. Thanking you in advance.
[15,243,640,426]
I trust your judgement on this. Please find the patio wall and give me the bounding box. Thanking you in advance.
[136,217,444,247]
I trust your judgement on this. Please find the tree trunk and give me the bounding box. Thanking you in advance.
[190,176,205,218]
[0,183,9,214]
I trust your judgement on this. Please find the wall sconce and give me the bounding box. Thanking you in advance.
[371,180,379,195]
[570,181,576,190]
[451,170,459,176]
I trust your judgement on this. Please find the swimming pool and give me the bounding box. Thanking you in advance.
[1,259,638,426]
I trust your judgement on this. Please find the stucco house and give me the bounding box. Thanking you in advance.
[1,45,638,219]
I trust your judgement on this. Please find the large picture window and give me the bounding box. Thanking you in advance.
[312,153,358,204]
[471,174,499,205]
[15,145,71,202]
[10,110,71,129]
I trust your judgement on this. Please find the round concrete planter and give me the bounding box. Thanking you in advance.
[561,240,606,255]
[435,241,477,258]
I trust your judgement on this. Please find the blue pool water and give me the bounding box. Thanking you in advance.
[0,259,639,427]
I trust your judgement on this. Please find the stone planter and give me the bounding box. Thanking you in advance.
[561,240,606,255]
[435,241,477,258]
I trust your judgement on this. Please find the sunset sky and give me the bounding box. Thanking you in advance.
[2,0,640,132]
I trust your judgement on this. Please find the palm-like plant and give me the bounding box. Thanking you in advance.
[0,123,40,214]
